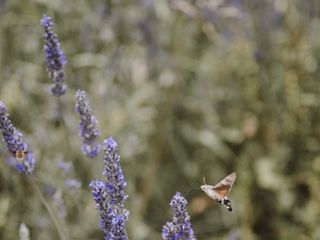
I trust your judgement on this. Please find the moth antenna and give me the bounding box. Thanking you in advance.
[203,177,206,184]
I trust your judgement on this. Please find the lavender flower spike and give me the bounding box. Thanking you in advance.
[89,137,129,240]
[75,90,100,158]
[162,192,196,240]
[0,101,35,174]
[41,15,67,96]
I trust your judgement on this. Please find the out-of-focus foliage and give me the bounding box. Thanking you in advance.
[1,0,320,239]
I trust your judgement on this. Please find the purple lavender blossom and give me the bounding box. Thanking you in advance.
[162,192,196,240]
[89,137,129,240]
[58,160,73,173]
[53,190,66,219]
[75,90,100,158]
[64,178,82,192]
[40,15,67,96]
[0,101,35,175]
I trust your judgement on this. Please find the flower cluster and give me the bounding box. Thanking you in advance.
[162,192,196,240]
[0,101,35,175]
[40,15,67,96]
[90,137,129,239]
[75,90,100,158]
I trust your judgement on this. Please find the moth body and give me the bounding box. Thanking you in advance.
[15,150,25,161]
[218,198,232,212]
[200,172,236,212]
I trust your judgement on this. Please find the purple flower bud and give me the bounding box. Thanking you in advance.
[89,137,129,239]
[58,160,73,173]
[75,90,100,158]
[0,101,35,175]
[41,15,67,96]
[64,178,82,191]
[162,192,196,240]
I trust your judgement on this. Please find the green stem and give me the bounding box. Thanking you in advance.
[30,178,67,240]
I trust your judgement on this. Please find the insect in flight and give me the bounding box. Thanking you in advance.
[13,150,28,161]
[200,172,236,212]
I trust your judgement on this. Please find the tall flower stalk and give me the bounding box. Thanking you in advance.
[40,15,67,96]
[90,137,129,239]
[75,90,100,158]
[162,192,196,240]
[0,100,35,175]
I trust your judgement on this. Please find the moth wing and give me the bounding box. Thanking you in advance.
[201,185,220,200]
[211,184,230,198]
[212,172,236,198]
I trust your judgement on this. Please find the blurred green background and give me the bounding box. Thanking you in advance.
[1,0,320,239]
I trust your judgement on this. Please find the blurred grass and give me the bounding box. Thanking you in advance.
[1,0,320,239]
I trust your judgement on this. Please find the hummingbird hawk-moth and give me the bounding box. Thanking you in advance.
[200,172,236,212]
